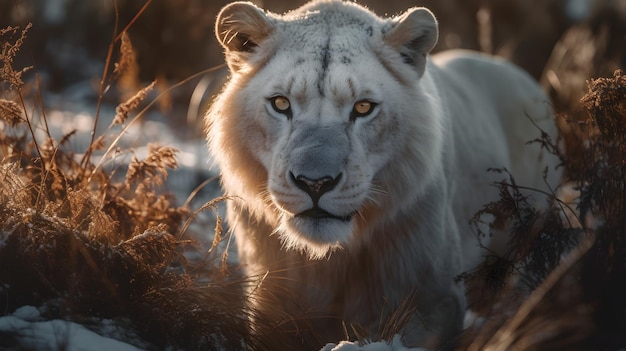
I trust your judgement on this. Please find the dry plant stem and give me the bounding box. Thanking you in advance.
[506,182,579,229]
[182,175,219,209]
[4,26,41,165]
[80,1,119,172]
[81,0,152,172]
[114,0,153,43]
[481,230,597,351]
[35,72,51,138]
[177,196,229,241]
[112,80,156,126]
[16,90,42,167]
[88,64,226,182]
[220,227,235,272]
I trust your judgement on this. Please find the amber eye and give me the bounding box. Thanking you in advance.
[351,100,377,121]
[354,100,372,114]
[270,96,291,113]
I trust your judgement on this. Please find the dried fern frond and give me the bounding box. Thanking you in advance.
[90,134,107,152]
[0,162,30,208]
[0,23,33,90]
[581,69,626,110]
[114,31,141,103]
[0,26,19,36]
[113,31,135,78]
[126,143,178,187]
[39,137,56,166]
[113,80,156,126]
[0,98,23,126]
[580,69,626,144]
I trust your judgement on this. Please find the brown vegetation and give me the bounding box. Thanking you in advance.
[0,23,250,350]
[460,70,626,351]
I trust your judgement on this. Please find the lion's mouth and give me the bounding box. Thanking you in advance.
[296,207,354,222]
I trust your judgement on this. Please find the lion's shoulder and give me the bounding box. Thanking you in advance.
[432,50,543,95]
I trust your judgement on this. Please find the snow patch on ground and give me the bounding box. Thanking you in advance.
[321,335,429,351]
[0,306,145,351]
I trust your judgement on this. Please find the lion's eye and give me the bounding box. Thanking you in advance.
[350,100,377,121]
[270,96,291,114]
[354,101,372,114]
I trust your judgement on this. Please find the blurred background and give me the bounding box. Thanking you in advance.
[2,0,625,120]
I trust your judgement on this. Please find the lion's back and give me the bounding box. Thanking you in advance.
[434,50,559,191]
[431,50,560,267]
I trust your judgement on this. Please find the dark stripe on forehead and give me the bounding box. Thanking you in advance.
[317,33,331,96]
[286,75,295,95]
[321,38,331,71]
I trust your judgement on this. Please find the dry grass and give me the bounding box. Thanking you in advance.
[0,22,251,350]
[457,70,626,351]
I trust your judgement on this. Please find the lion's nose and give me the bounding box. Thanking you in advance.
[290,172,342,203]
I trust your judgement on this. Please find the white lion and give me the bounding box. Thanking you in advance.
[205,1,560,350]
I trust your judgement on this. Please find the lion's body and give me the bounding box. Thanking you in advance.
[206,1,560,349]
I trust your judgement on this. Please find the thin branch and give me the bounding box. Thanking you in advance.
[483,231,596,351]
[81,0,153,173]
[80,0,120,171]
[115,0,153,42]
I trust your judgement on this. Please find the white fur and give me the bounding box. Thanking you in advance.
[206,1,560,349]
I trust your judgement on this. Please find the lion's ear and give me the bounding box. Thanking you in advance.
[215,1,274,72]
[384,7,438,76]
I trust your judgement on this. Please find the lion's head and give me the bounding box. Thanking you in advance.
[207,1,445,258]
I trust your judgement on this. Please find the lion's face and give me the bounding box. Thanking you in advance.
[209,1,441,258]
[250,54,400,255]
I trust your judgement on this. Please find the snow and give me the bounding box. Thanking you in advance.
[0,306,144,351]
[565,0,592,21]
[41,0,69,24]
[321,335,428,351]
